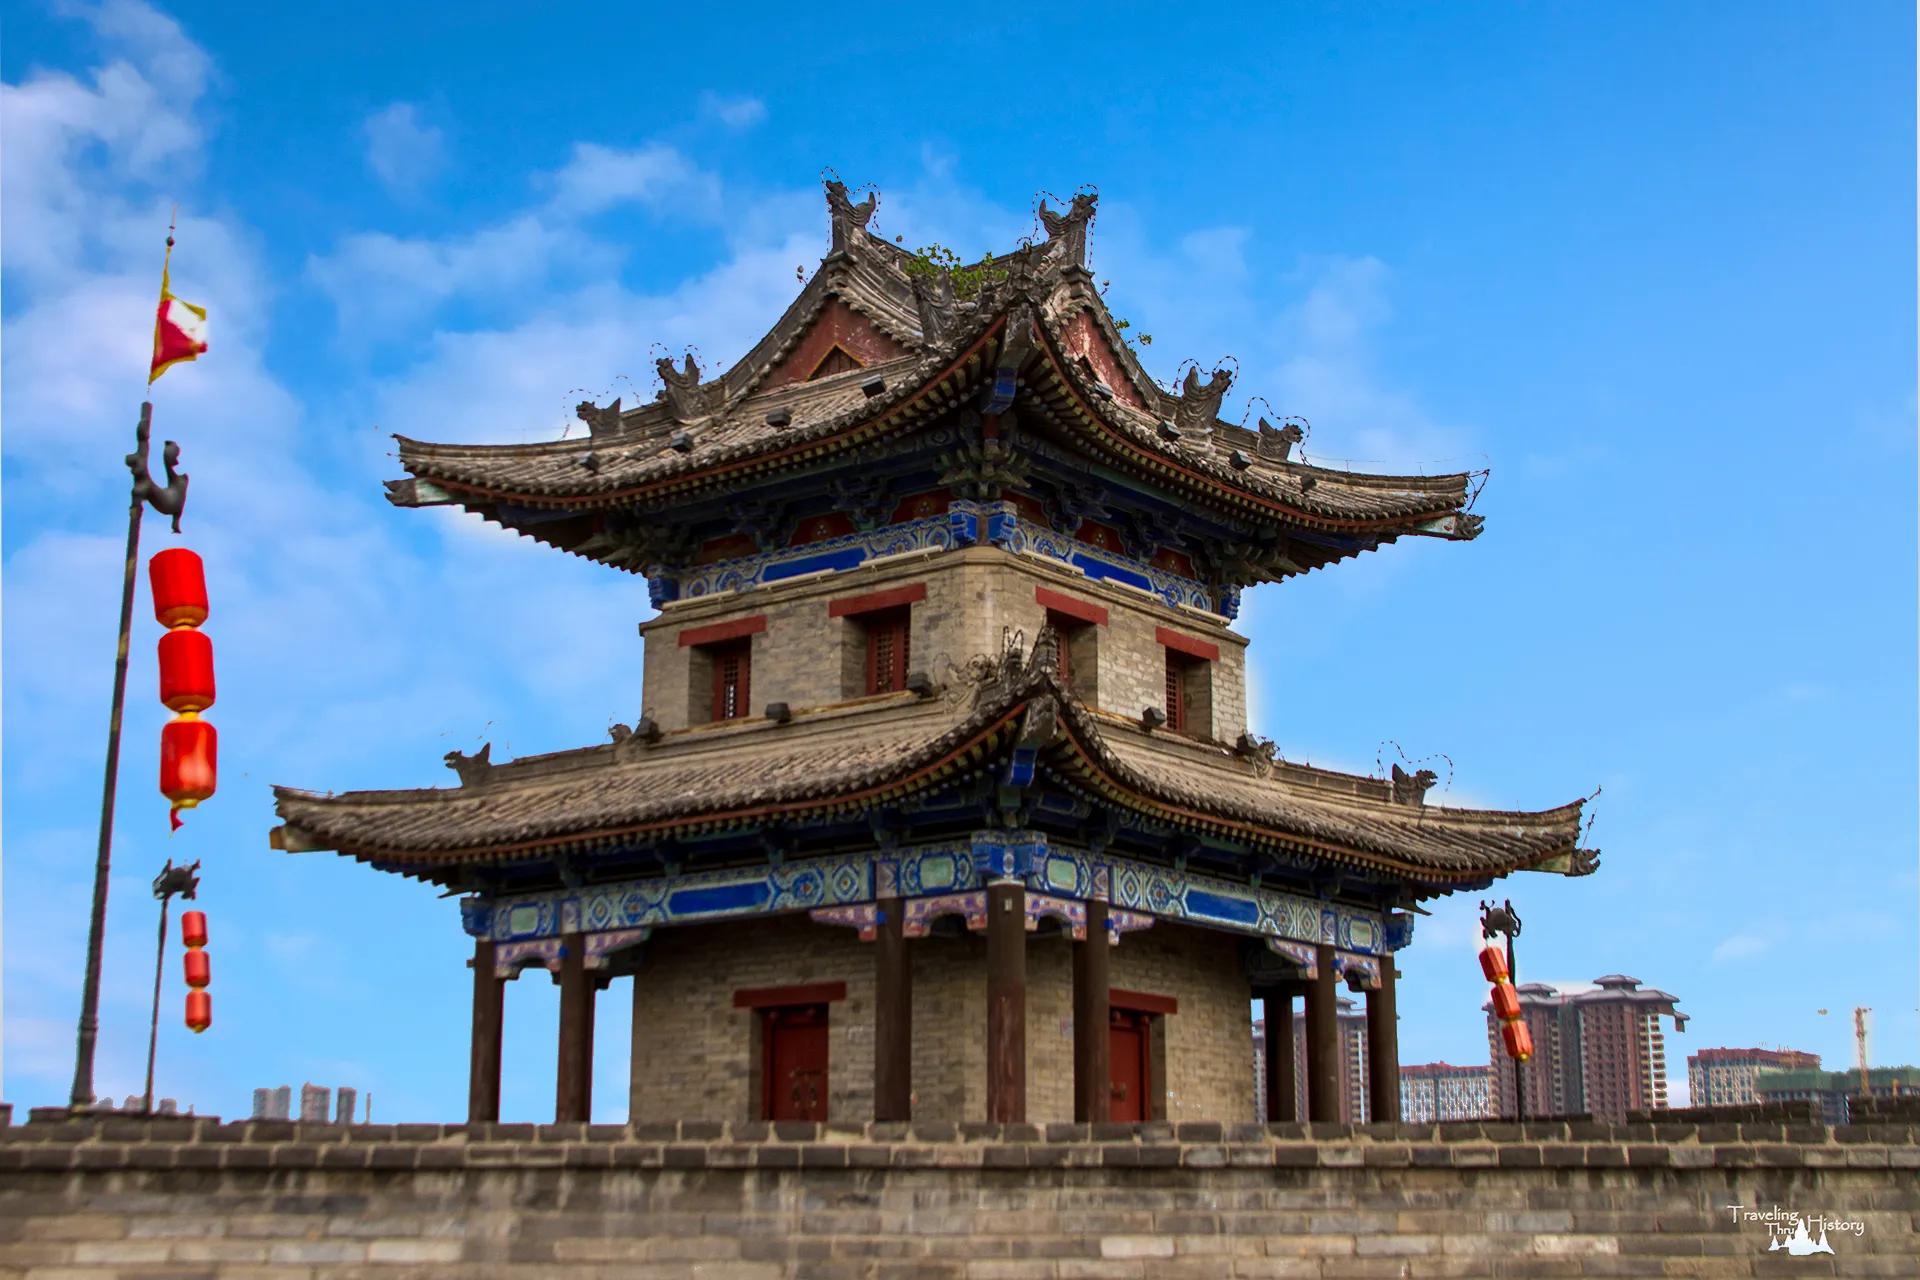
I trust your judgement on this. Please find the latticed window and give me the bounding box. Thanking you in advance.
[711,640,751,721]
[867,608,910,695]
[1164,652,1187,731]
[1046,612,1075,690]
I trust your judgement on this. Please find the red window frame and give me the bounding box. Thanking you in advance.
[1046,611,1077,689]
[710,639,751,722]
[1164,650,1188,731]
[866,607,911,695]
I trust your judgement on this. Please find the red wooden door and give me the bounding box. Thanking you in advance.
[765,1005,829,1121]
[1110,1009,1149,1122]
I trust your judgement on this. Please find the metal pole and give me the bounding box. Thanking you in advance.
[141,894,171,1115]
[69,404,187,1114]
[68,408,150,1111]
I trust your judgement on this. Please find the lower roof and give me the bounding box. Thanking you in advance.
[271,656,1598,896]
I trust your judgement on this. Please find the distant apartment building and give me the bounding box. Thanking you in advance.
[1688,1047,1821,1107]
[1754,1066,1918,1125]
[1400,1062,1492,1122]
[1485,975,1686,1122]
[1252,996,1371,1123]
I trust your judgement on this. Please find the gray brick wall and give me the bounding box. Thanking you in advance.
[1,1116,1910,1277]
[640,549,1247,742]
[626,915,1258,1126]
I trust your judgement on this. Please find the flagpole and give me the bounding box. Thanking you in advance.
[68,217,192,1113]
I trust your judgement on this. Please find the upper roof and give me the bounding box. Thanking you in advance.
[271,642,1596,896]
[384,183,1484,581]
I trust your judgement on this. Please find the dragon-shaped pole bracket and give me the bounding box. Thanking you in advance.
[127,404,189,533]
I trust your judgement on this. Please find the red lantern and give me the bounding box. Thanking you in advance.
[1501,1018,1534,1063]
[158,628,216,713]
[1478,942,1509,983]
[1489,981,1522,1021]
[185,989,211,1034]
[149,548,209,629]
[160,716,218,830]
[181,910,208,949]
[183,948,210,989]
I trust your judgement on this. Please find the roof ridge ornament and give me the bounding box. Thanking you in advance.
[1174,365,1233,444]
[1390,763,1438,806]
[1256,417,1305,462]
[910,271,957,348]
[574,398,622,440]
[655,354,719,422]
[445,744,493,789]
[825,179,878,254]
[1037,191,1097,270]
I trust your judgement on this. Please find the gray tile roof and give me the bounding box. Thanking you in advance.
[383,195,1484,565]
[271,669,1593,890]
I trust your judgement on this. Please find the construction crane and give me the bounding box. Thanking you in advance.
[1854,1007,1872,1081]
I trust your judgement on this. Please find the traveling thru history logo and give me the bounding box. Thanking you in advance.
[1727,1205,1866,1255]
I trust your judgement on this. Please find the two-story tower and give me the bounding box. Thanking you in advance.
[271,182,1599,1127]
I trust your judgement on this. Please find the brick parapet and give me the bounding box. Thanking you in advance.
[2,1115,1914,1173]
[4,1117,1912,1278]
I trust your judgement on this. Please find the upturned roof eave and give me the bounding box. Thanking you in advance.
[269,680,1590,889]
[389,337,1478,547]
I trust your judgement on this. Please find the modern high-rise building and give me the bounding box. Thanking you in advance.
[1485,975,1686,1122]
[1400,1062,1492,1122]
[1687,1047,1821,1108]
[1253,996,1371,1122]
[1754,1066,1917,1125]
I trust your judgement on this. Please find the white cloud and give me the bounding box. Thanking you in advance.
[1711,933,1775,964]
[1,0,207,294]
[1268,256,1472,471]
[308,142,735,341]
[700,92,766,129]
[544,141,718,220]
[362,102,446,198]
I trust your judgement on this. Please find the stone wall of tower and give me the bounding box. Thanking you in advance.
[639,547,1247,741]
[627,913,1255,1125]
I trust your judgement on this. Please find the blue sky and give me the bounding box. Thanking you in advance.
[3,0,1913,1121]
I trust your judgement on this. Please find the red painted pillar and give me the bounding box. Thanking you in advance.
[1073,898,1111,1123]
[874,897,912,1122]
[555,933,592,1123]
[1304,945,1340,1123]
[1366,961,1400,1123]
[468,940,504,1124]
[1263,986,1296,1122]
[986,880,1026,1123]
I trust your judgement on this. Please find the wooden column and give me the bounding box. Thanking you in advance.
[874,897,913,1122]
[985,879,1026,1123]
[555,933,592,1123]
[1304,944,1340,1123]
[1262,985,1296,1122]
[1072,898,1111,1123]
[468,940,504,1124]
[1366,960,1400,1123]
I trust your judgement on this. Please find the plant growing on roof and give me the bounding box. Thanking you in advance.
[903,244,1006,302]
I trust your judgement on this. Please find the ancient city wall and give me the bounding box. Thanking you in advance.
[2,1114,1912,1278]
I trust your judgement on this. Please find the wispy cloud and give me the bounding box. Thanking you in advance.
[1711,932,1775,964]
[362,102,446,198]
[700,91,766,129]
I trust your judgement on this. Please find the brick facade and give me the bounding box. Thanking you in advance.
[640,548,1247,742]
[2,1115,1911,1277]
[628,916,1258,1126]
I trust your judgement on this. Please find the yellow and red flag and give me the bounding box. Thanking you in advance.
[149,256,208,385]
